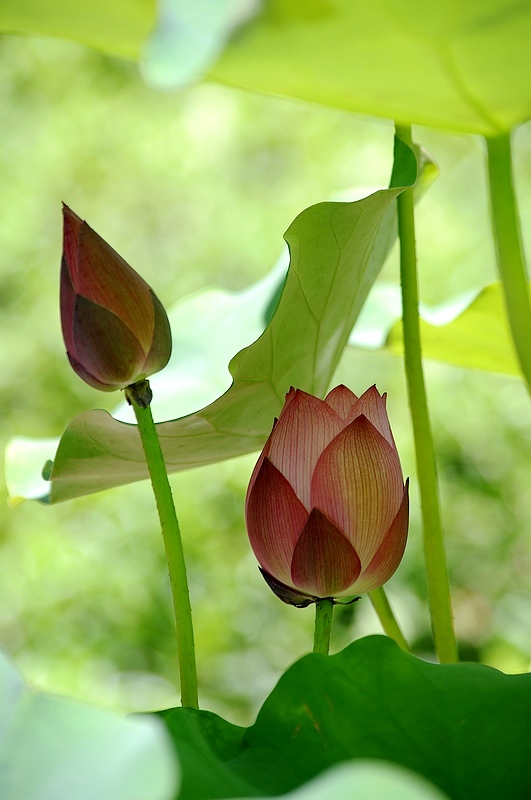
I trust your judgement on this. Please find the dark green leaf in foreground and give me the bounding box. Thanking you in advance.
[0,648,178,800]
[24,139,430,504]
[160,636,531,800]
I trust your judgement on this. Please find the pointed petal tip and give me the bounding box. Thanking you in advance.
[267,390,346,508]
[347,387,395,447]
[62,204,82,223]
[324,384,359,418]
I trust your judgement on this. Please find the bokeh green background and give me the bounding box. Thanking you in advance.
[1,32,531,724]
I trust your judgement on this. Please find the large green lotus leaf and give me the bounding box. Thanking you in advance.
[3,2,530,134]
[0,648,178,800]
[14,138,428,504]
[348,281,526,376]
[157,703,448,799]
[0,0,154,59]
[210,0,531,135]
[160,636,531,800]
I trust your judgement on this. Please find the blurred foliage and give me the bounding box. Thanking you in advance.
[1,33,531,725]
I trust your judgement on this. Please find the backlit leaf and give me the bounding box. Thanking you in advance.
[8,138,431,503]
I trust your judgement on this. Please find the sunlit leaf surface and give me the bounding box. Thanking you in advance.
[258,762,449,800]
[210,0,531,135]
[349,281,527,377]
[2,2,529,133]
[385,282,526,375]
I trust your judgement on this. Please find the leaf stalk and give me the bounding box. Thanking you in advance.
[369,587,410,652]
[485,132,531,394]
[125,380,199,708]
[394,124,458,663]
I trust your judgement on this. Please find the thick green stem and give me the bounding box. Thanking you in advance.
[125,380,199,709]
[485,133,531,394]
[313,599,334,655]
[395,124,458,664]
[369,587,410,652]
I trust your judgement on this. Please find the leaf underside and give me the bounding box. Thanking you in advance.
[2,1,530,133]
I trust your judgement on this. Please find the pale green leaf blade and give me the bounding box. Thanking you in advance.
[47,193,396,503]
[224,762,449,800]
[210,0,531,135]
[4,1,527,133]
[0,649,178,800]
[383,282,525,376]
[0,0,154,59]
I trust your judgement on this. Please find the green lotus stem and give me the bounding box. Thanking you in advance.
[369,587,410,652]
[313,599,334,655]
[485,132,531,394]
[125,380,199,709]
[395,124,458,664]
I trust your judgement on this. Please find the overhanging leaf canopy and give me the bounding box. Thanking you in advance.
[210,0,531,135]
[1,2,529,134]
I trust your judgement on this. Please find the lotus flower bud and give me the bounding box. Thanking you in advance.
[245,385,409,606]
[60,205,171,392]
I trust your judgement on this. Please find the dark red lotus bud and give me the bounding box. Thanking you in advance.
[60,205,171,391]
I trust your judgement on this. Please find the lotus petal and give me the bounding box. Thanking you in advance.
[291,508,361,598]
[311,415,404,566]
[324,384,359,420]
[246,457,308,587]
[266,389,344,510]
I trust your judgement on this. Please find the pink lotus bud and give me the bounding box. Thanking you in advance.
[245,385,408,605]
[60,205,171,392]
